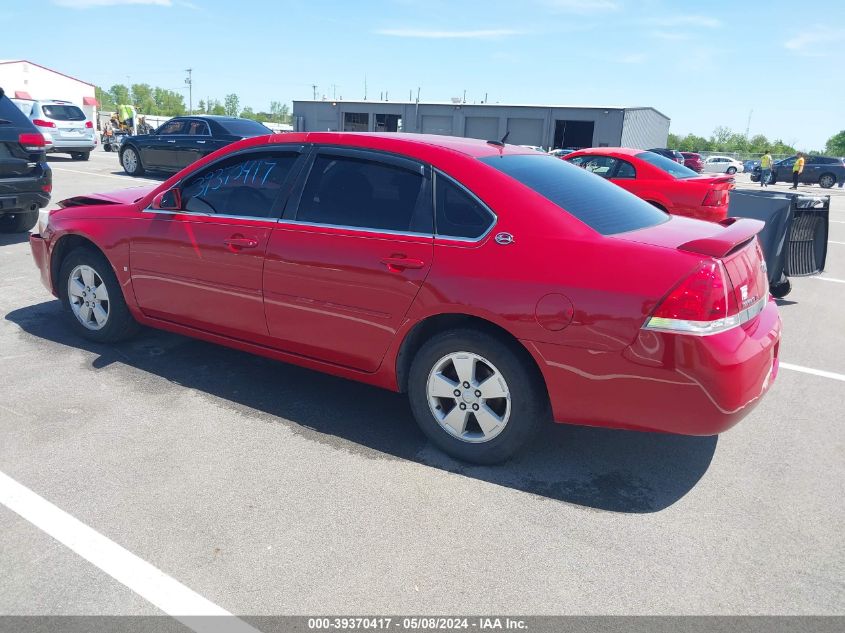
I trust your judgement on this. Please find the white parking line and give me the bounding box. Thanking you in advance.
[781,363,845,382]
[50,166,159,183]
[0,470,258,633]
[829,241,845,245]
[831,220,845,224]
[810,276,845,284]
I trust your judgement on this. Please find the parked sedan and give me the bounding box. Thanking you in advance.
[681,151,703,172]
[30,133,780,464]
[702,155,744,174]
[119,115,271,176]
[565,147,735,222]
[647,147,685,164]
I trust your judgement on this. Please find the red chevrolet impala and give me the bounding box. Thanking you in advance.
[30,133,781,463]
[565,147,735,222]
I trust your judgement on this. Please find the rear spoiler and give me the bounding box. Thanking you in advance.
[678,217,764,258]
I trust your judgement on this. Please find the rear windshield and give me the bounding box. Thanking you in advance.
[218,119,272,137]
[636,151,698,179]
[42,105,86,121]
[480,153,668,235]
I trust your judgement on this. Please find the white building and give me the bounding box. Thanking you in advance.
[0,59,98,121]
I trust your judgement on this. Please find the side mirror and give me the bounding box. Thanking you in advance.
[152,188,181,211]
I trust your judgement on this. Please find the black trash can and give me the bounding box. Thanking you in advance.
[727,190,830,298]
[786,195,829,276]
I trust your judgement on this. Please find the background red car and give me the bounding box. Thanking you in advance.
[566,147,734,222]
[30,134,779,464]
[681,151,704,173]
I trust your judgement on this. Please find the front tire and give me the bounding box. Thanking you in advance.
[727,166,737,174]
[408,329,548,464]
[0,210,38,233]
[58,247,139,343]
[120,146,145,176]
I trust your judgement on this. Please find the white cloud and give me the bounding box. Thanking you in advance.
[52,0,171,7]
[542,0,619,13]
[619,53,647,64]
[785,27,845,55]
[647,15,721,28]
[650,30,690,41]
[375,28,523,39]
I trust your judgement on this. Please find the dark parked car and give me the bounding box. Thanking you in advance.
[647,148,685,164]
[743,160,760,174]
[680,151,703,172]
[0,87,51,233]
[119,115,272,176]
[750,155,845,188]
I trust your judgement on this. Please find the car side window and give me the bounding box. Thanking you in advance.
[581,156,617,178]
[180,151,300,217]
[296,153,430,233]
[187,120,211,136]
[435,174,494,239]
[159,120,187,136]
[614,160,636,179]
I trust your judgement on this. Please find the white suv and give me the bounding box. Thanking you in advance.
[15,99,96,161]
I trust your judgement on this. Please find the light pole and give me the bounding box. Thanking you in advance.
[185,68,193,114]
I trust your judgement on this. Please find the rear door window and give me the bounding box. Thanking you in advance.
[481,153,667,235]
[41,105,86,121]
[435,174,494,239]
[295,151,431,233]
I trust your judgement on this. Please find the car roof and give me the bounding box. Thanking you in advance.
[566,147,646,157]
[240,132,541,159]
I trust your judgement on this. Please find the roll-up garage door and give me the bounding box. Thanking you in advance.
[506,118,544,146]
[421,115,453,135]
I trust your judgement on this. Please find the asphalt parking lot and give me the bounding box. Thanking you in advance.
[1,151,843,619]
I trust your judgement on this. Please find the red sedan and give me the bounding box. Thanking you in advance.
[30,133,780,464]
[681,151,704,173]
[566,147,734,222]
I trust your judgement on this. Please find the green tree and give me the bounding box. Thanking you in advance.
[239,106,257,120]
[131,83,156,115]
[197,99,206,115]
[210,100,226,115]
[153,88,185,116]
[109,84,131,107]
[748,134,769,153]
[224,93,240,117]
[825,130,845,156]
[710,126,732,150]
[95,86,115,112]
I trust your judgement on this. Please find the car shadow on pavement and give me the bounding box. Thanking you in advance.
[6,300,717,514]
[0,232,32,247]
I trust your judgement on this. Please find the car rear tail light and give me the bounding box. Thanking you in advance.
[85,120,93,128]
[32,119,56,128]
[19,133,46,151]
[702,189,729,207]
[42,183,52,193]
[644,258,765,336]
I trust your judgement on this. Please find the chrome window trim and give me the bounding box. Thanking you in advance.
[432,169,497,244]
[275,219,433,239]
[141,207,281,224]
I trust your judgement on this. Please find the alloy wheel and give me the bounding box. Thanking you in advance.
[426,352,511,443]
[122,149,137,173]
[67,265,110,330]
[820,174,835,188]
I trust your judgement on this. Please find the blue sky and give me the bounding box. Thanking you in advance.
[3,0,844,149]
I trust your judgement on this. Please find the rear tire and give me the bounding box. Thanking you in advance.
[819,173,836,189]
[120,146,145,176]
[58,247,139,343]
[408,329,548,464]
[0,210,38,233]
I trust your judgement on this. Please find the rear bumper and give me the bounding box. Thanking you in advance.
[525,299,781,436]
[29,233,54,296]
[0,189,51,216]
[49,141,96,152]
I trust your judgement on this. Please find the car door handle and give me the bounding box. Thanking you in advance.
[167,140,176,143]
[381,256,425,272]
[196,140,206,144]
[224,236,259,250]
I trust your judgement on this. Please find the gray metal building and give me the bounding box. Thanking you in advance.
[292,100,670,150]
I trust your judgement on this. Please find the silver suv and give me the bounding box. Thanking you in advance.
[14,99,96,161]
